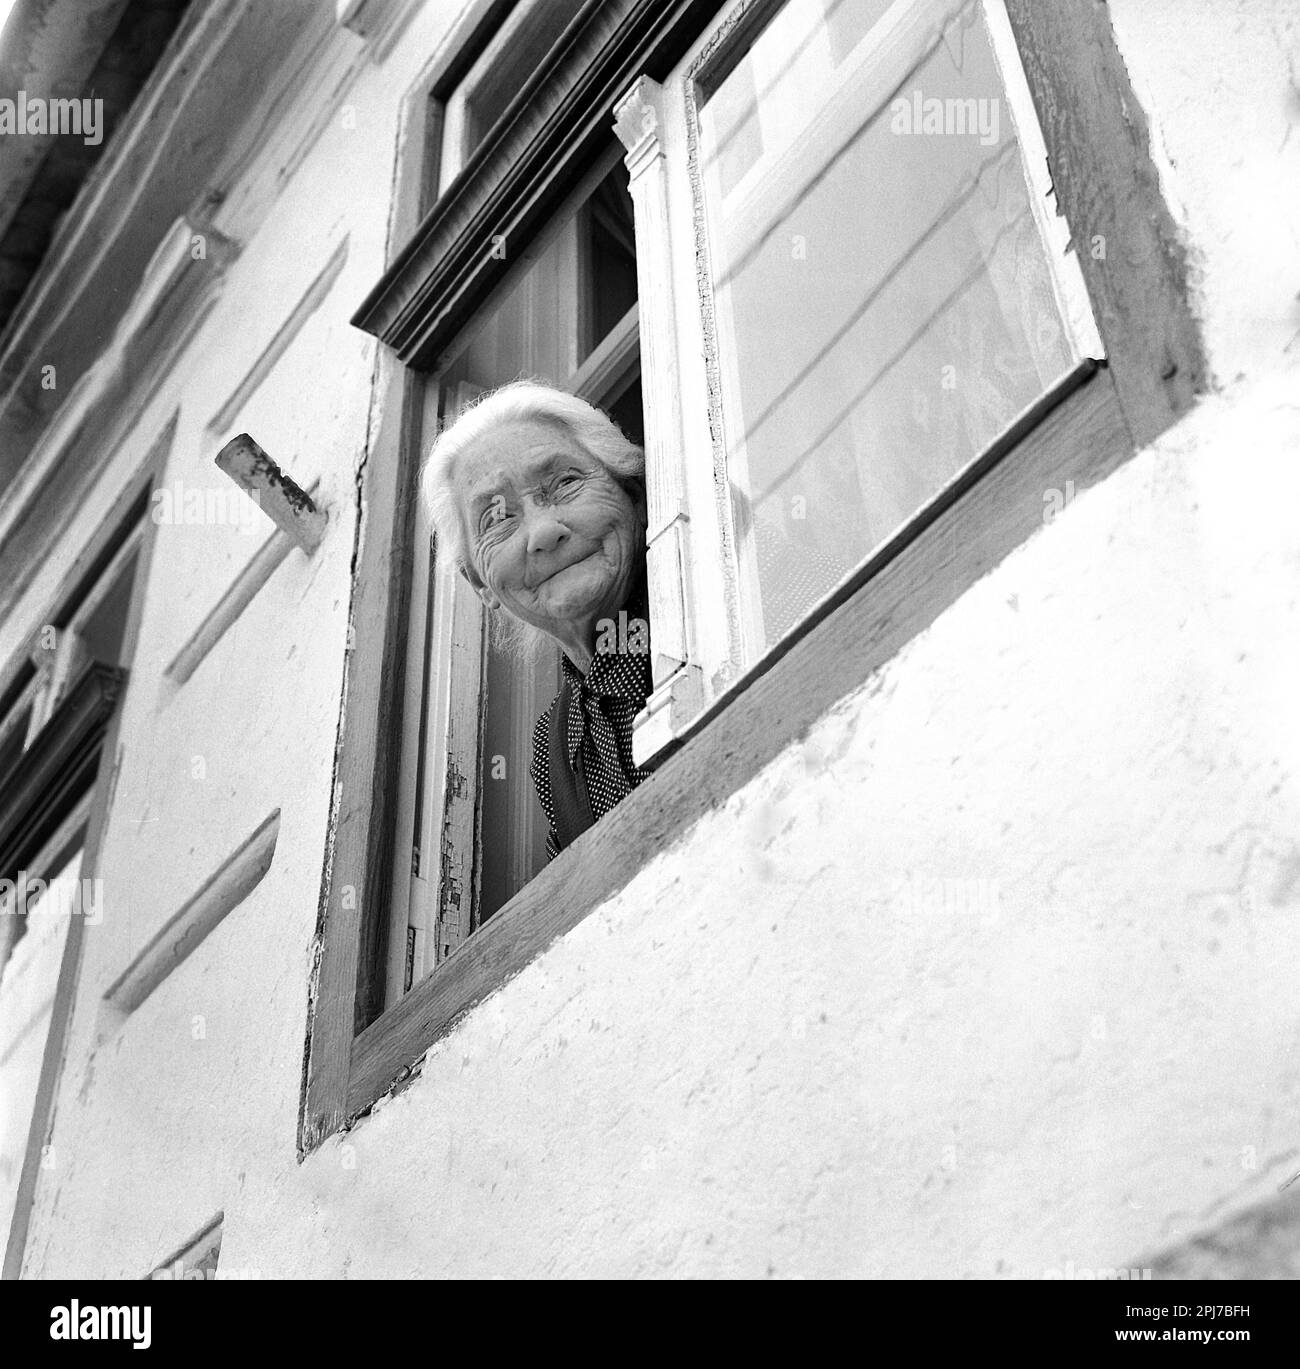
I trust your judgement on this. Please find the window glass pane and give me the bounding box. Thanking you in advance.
[0,705,32,784]
[78,551,139,668]
[445,225,583,384]
[584,170,638,354]
[439,162,634,387]
[823,0,894,65]
[460,0,589,162]
[696,0,1081,654]
[604,375,645,448]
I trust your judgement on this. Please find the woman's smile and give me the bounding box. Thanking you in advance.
[530,549,595,590]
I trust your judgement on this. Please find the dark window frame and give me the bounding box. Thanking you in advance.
[303,0,1205,1154]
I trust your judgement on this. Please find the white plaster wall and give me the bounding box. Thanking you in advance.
[1107,0,1300,386]
[14,1,1300,1278]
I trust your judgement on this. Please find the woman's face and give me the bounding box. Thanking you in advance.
[455,417,645,644]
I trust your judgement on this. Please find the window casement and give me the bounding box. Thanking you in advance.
[311,0,1204,1150]
[0,484,153,1273]
[622,0,1112,763]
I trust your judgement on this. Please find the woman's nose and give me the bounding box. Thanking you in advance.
[524,506,568,556]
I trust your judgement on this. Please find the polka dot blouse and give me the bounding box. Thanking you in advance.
[529,579,654,862]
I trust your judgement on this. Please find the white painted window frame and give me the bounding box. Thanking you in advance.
[615,0,1104,768]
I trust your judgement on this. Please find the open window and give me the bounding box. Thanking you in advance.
[318,0,1203,1148]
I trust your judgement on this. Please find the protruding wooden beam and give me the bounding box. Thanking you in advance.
[214,433,327,553]
[103,809,282,1016]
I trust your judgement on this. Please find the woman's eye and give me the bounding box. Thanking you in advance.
[555,473,581,492]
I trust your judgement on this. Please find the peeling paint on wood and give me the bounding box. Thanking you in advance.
[215,433,329,553]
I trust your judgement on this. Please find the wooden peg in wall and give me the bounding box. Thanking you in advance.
[214,433,328,554]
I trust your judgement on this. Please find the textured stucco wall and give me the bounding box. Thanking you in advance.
[1107,0,1300,386]
[13,0,1300,1278]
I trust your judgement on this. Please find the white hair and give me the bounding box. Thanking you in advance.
[420,379,645,659]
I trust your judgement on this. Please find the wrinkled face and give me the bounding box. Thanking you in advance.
[455,418,646,641]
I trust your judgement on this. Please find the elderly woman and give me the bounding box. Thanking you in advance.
[422,380,653,860]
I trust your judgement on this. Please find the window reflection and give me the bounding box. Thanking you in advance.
[696,0,1079,654]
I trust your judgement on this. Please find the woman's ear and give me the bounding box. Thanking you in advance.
[458,562,499,610]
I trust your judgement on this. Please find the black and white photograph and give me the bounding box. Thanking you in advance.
[0,0,1295,1320]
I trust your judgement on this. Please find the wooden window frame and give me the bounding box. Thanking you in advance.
[304,0,1205,1154]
